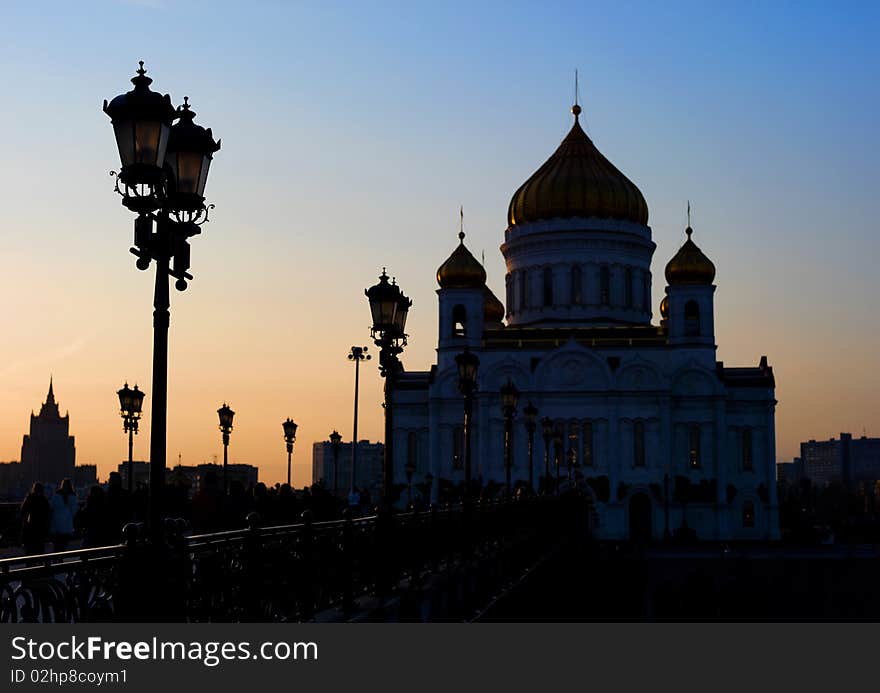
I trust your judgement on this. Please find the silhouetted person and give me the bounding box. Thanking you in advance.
[278,484,299,524]
[105,472,130,543]
[252,482,272,525]
[192,470,222,533]
[49,478,77,552]
[20,482,50,555]
[226,479,250,528]
[77,485,110,548]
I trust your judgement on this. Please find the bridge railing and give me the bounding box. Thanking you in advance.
[0,494,585,623]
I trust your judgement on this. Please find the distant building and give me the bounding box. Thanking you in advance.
[0,461,29,501]
[72,464,98,497]
[800,433,880,486]
[117,461,258,497]
[776,457,803,486]
[312,440,384,497]
[20,379,76,487]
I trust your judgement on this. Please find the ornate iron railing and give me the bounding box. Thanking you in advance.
[0,495,585,623]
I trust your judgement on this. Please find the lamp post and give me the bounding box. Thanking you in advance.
[500,379,519,500]
[541,416,553,495]
[117,382,145,494]
[455,347,479,501]
[523,401,538,493]
[663,464,671,541]
[104,62,220,540]
[365,270,410,506]
[404,461,416,508]
[217,403,234,494]
[329,429,342,498]
[553,423,564,495]
[282,418,298,487]
[347,346,370,497]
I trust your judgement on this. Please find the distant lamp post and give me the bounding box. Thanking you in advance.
[404,461,416,508]
[217,403,235,494]
[347,346,370,496]
[365,270,411,505]
[329,429,343,498]
[523,401,538,493]
[282,418,298,487]
[455,347,479,501]
[500,379,519,499]
[117,382,145,494]
[552,423,564,495]
[541,417,553,495]
[104,62,220,540]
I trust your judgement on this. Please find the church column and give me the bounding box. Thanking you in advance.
[714,397,728,539]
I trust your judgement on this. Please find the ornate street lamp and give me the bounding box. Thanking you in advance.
[117,382,145,494]
[283,418,298,487]
[329,429,343,498]
[217,403,235,494]
[347,346,370,497]
[404,460,416,508]
[455,347,479,501]
[552,423,564,495]
[500,379,519,499]
[365,270,410,505]
[104,62,220,539]
[541,416,553,495]
[523,401,538,494]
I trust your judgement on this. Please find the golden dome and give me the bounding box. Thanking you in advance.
[659,296,669,319]
[484,286,505,323]
[508,106,648,226]
[437,232,487,289]
[665,227,716,285]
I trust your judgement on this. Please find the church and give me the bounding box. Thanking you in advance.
[392,101,779,541]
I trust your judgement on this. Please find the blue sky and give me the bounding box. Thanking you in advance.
[0,1,877,481]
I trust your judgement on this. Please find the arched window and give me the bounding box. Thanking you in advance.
[633,421,645,467]
[543,267,554,307]
[452,305,467,337]
[581,421,594,467]
[599,266,610,306]
[625,268,633,308]
[571,265,583,305]
[742,501,755,528]
[688,424,701,468]
[684,300,700,336]
[407,432,418,471]
[452,426,463,469]
[742,429,753,471]
[519,270,528,310]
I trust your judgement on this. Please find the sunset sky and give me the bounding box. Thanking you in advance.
[1,1,877,487]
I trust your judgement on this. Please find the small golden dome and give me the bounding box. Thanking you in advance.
[659,296,669,319]
[508,107,648,226]
[484,286,505,323]
[665,227,716,285]
[437,232,487,289]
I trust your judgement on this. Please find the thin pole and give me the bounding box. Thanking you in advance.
[504,415,512,499]
[527,429,534,493]
[351,356,360,495]
[222,435,229,495]
[148,254,170,541]
[463,391,473,500]
[287,448,292,487]
[127,425,134,495]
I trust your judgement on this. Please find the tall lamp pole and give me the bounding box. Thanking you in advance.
[283,418,298,487]
[500,379,519,500]
[329,429,342,498]
[365,270,411,506]
[217,403,235,494]
[455,348,479,502]
[523,402,538,494]
[104,62,220,540]
[117,383,145,494]
[347,346,370,496]
[541,417,553,495]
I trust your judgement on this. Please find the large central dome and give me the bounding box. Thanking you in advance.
[507,106,648,226]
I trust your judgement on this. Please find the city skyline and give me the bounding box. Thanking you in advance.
[1,1,878,487]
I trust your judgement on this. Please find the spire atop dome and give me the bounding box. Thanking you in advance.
[437,213,487,289]
[665,223,716,285]
[507,100,648,226]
